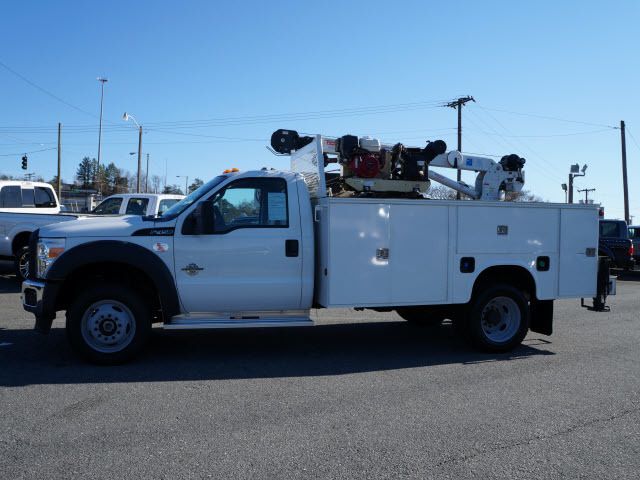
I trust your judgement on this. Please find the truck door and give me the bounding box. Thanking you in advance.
[173,176,303,313]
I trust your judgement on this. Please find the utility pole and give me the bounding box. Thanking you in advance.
[577,187,596,204]
[146,153,150,193]
[96,77,108,193]
[137,126,143,193]
[620,120,630,223]
[57,123,62,201]
[445,96,475,199]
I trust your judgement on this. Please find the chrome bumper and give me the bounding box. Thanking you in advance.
[22,279,45,313]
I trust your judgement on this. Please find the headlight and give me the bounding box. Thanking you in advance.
[37,238,66,278]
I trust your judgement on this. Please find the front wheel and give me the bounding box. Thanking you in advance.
[467,284,530,352]
[14,245,30,282]
[66,283,151,364]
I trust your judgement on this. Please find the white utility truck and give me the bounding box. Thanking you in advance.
[22,130,614,363]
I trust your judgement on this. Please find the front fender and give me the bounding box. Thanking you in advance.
[47,240,180,318]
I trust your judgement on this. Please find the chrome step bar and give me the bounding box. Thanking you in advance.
[164,310,313,330]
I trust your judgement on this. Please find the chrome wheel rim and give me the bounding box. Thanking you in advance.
[480,296,521,343]
[80,300,136,353]
[18,251,30,279]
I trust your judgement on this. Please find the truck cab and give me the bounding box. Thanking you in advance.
[599,219,635,270]
[92,193,184,216]
[22,170,314,362]
[0,181,59,214]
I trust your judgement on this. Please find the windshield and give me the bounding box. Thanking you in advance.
[158,175,228,220]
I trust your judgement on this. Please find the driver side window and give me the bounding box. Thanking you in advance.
[215,186,261,229]
[190,177,288,235]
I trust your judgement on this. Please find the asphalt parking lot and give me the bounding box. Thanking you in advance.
[1,269,639,480]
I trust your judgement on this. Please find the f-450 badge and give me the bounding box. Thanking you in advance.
[181,263,204,276]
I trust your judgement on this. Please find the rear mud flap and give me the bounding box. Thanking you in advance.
[530,300,553,336]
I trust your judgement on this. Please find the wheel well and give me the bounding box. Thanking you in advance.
[56,262,163,321]
[472,265,537,300]
[12,231,32,254]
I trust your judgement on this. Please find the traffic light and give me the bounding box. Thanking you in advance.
[21,155,28,170]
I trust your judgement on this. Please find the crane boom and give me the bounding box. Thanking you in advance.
[270,129,525,201]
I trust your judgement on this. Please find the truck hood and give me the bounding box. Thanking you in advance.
[39,215,169,238]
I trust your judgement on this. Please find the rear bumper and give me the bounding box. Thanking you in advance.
[21,279,59,333]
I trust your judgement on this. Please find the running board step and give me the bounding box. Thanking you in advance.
[163,317,314,330]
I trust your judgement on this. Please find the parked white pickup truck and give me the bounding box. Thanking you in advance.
[92,193,184,216]
[21,132,614,364]
[0,181,80,280]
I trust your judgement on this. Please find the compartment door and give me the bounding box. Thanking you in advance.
[559,209,598,297]
[327,203,391,305]
[390,204,449,304]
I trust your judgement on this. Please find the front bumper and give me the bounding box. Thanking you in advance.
[21,279,58,333]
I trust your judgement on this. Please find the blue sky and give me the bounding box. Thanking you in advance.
[1,0,638,219]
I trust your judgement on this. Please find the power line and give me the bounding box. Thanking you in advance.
[476,105,617,129]
[471,107,565,176]
[626,127,640,152]
[0,99,449,133]
[466,127,614,138]
[0,147,57,157]
[464,108,564,184]
[145,128,265,141]
[0,59,98,119]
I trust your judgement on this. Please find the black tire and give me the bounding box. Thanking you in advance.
[66,283,151,364]
[14,245,30,282]
[466,283,530,352]
[396,307,445,326]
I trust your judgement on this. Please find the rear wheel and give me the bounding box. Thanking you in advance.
[66,283,151,364]
[467,284,529,352]
[14,245,30,282]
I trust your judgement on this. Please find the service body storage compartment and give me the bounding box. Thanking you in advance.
[314,197,450,307]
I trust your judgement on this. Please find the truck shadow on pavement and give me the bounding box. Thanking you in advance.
[0,322,554,387]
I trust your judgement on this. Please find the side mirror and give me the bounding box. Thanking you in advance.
[193,201,215,235]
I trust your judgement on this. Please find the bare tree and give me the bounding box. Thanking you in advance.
[151,175,162,194]
[505,189,544,202]
[427,184,458,200]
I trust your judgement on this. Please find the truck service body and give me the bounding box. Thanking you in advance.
[21,134,613,363]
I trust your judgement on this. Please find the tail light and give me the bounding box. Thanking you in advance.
[630,244,635,256]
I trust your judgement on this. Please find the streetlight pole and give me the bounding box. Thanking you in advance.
[123,112,143,193]
[567,164,587,204]
[96,77,108,193]
[177,175,188,195]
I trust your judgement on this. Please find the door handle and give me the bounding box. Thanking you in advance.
[285,239,299,257]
